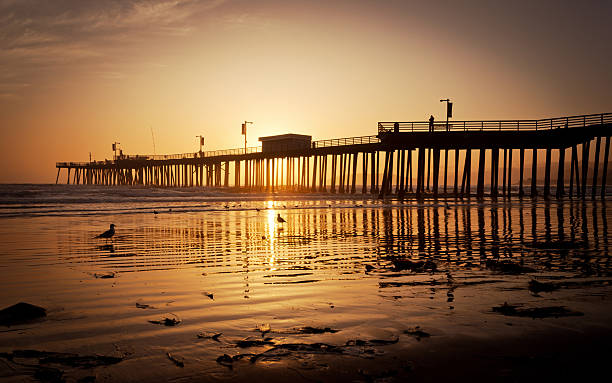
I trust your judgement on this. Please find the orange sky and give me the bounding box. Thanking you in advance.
[1,0,611,183]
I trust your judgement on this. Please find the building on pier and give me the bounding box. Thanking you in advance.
[259,134,312,152]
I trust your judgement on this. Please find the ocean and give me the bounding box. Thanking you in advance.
[0,184,611,382]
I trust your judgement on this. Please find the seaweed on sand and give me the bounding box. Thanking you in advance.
[492,302,583,318]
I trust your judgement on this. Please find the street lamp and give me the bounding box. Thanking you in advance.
[241,121,253,153]
[112,142,121,160]
[196,135,204,156]
[440,99,452,131]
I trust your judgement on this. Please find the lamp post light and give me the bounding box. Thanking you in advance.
[439,99,452,132]
[112,142,121,160]
[196,135,204,156]
[241,121,253,153]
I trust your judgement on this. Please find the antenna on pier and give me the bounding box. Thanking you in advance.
[150,126,156,155]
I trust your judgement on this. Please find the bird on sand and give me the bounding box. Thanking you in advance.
[276,214,286,223]
[96,224,116,242]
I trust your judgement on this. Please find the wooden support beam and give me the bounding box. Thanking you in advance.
[407,149,413,192]
[465,149,472,197]
[426,148,431,191]
[387,151,394,195]
[379,151,390,198]
[602,137,610,199]
[351,153,358,193]
[395,151,401,194]
[477,149,486,198]
[416,148,425,196]
[555,148,565,198]
[518,148,525,197]
[338,154,344,193]
[330,155,337,193]
[531,149,538,197]
[573,146,581,198]
[362,152,368,194]
[311,154,317,192]
[374,151,380,193]
[443,149,448,194]
[544,148,552,198]
[461,149,472,197]
[507,149,513,197]
[453,149,459,195]
[432,148,440,197]
[491,149,499,198]
[581,141,590,199]
[399,150,405,196]
[369,152,375,194]
[344,154,350,192]
[502,149,507,196]
[323,155,328,191]
[592,136,601,199]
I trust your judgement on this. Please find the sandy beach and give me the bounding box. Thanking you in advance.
[0,185,610,382]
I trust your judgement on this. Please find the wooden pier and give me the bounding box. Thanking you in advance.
[56,113,612,199]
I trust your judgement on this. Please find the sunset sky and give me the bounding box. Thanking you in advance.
[1,0,611,183]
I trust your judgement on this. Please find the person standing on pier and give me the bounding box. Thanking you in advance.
[429,115,434,132]
[394,122,399,133]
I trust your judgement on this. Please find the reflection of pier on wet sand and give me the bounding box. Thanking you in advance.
[56,113,611,199]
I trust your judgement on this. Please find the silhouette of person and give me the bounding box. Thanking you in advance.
[394,122,399,133]
[429,115,434,132]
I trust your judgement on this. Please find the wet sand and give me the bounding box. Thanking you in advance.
[1,192,611,382]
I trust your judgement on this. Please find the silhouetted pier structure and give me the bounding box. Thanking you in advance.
[56,113,611,199]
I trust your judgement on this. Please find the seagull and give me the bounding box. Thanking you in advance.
[276,214,286,223]
[96,224,116,242]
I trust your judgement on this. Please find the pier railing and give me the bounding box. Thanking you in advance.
[378,112,612,133]
[312,135,379,148]
[56,135,381,167]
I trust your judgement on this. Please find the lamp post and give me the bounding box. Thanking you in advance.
[439,99,452,131]
[112,142,121,160]
[196,135,204,156]
[242,121,253,153]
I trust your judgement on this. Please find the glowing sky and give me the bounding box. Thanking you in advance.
[1,0,611,183]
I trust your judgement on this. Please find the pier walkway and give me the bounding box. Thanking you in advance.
[56,113,611,199]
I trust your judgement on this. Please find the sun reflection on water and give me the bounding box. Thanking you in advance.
[266,201,277,271]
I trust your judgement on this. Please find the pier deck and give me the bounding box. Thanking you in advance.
[56,113,611,199]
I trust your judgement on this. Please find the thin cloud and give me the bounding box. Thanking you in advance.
[0,0,227,96]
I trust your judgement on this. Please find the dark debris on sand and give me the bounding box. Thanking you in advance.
[0,349,123,383]
[218,336,401,369]
[492,302,583,318]
[529,278,612,295]
[0,302,46,326]
[202,292,214,300]
[391,259,437,273]
[403,326,431,340]
[149,317,181,326]
[485,260,535,274]
[235,337,275,348]
[93,272,115,279]
[135,302,155,309]
[296,326,339,334]
[197,331,222,341]
[166,352,184,367]
[528,279,559,294]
